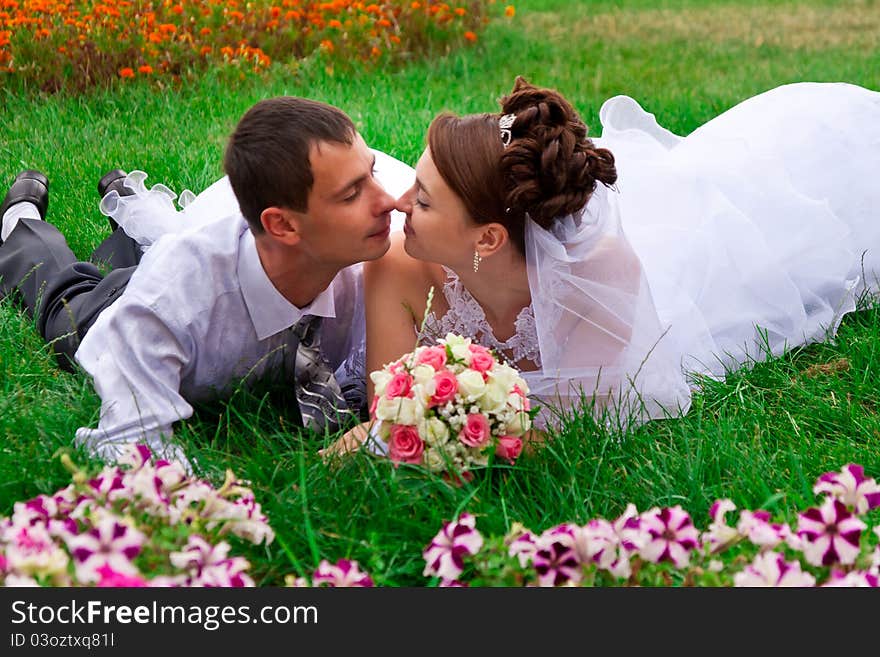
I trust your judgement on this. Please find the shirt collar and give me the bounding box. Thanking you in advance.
[237,229,338,341]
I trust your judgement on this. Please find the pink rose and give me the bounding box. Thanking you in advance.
[459,413,491,448]
[430,370,458,407]
[388,424,425,465]
[468,344,495,374]
[417,346,447,371]
[495,436,523,463]
[385,372,413,399]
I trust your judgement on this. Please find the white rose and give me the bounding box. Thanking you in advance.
[423,448,449,473]
[410,382,432,406]
[480,378,509,413]
[456,370,486,401]
[370,370,393,397]
[419,417,450,447]
[411,364,435,387]
[375,396,422,426]
[489,364,521,391]
[503,411,531,437]
[444,334,473,363]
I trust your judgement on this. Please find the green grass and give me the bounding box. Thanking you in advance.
[1,0,879,585]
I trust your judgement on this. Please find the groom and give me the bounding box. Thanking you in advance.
[0,96,408,470]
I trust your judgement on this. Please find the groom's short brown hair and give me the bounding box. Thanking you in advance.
[224,96,356,233]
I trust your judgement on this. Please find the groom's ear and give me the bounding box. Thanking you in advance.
[475,223,508,257]
[260,207,301,246]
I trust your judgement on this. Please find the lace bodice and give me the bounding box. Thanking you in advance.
[420,267,541,369]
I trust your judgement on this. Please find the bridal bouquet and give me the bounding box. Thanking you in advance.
[368,333,533,478]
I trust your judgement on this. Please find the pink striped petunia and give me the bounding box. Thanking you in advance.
[423,513,484,581]
[813,464,880,515]
[797,498,866,567]
[312,559,374,587]
[639,505,700,568]
[733,551,816,587]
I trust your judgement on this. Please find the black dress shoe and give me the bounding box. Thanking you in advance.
[98,169,134,199]
[98,169,133,231]
[0,169,49,221]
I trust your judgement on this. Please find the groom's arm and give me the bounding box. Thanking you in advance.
[74,294,195,470]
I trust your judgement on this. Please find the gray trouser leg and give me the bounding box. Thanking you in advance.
[0,218,137,370]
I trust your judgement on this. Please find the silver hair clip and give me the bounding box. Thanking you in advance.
[499,113,516,148]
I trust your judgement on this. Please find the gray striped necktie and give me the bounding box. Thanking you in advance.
[292,314,347,434]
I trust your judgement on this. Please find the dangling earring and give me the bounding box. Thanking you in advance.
[473,251,482,273]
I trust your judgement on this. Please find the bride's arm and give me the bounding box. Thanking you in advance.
[322,236,433,458]
[364,233,434,402]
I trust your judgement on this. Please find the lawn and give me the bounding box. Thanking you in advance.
[1,0,878,586]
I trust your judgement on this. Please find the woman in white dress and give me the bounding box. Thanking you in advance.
[333,76,880,452]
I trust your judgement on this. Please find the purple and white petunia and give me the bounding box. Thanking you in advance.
[95,563,150,587]
[65,513,145,584]
[507,526,538,568]
[3,521,70,580]
[169,536,253,587]
[736,510,793,550]
[733,551,816,587]
[702,499,739,553]
[821,570,879,587]
[532,525,583,587]
[12,494,79,537]
[312,559,374,587]
[797,497,866,567]
[638,505,700,568]
[423,513,484,581]
[813,464,880,515]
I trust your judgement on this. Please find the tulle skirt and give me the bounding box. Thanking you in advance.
[594,82,880,383]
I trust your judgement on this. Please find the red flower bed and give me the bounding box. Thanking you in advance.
[0,0,499,91]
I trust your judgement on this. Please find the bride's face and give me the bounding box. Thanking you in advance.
[396,148,479,266]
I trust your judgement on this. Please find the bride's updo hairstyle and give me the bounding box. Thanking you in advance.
[427,76,617,253]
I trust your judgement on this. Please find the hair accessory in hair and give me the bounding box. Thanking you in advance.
[498,113,516,148]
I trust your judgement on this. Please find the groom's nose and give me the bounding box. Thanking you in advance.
[369,180,396,215]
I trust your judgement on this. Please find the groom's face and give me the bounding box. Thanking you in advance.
[294,133,396,266]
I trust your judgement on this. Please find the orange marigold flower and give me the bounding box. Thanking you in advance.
[270,6,280,18]
[376,18,390,27]
[159,23,176,33]
[200,27,211,35]
[171,4,183,14]
[328,18,341,28]
[463,30,476,42]
[410,1,419,8]
[228,10,244,20]
[389,34,400,44]
[220,45,234,57]
[505,5,515,17]
[319,38,333,51]
[454,7,465,16]
[371,46,380,57]
[365,3,379,13]
[138,64,153,74]
[285,10,300,19]
[118,67,135,78]
[200,45,211,55]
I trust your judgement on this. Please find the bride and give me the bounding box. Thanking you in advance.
[331,76,880,453]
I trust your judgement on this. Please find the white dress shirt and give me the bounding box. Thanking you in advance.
[73,212,367,464]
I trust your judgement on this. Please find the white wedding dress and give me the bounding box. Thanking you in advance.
[425,82,880,428]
